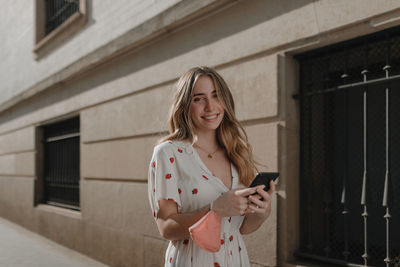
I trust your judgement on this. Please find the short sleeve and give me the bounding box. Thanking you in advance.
[148,144,182,219]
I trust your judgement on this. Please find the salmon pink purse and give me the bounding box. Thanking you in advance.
[188,210,221,252]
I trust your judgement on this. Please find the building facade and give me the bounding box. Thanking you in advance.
[0,1,399,266]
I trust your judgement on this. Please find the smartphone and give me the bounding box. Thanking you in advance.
[249,172,279,192]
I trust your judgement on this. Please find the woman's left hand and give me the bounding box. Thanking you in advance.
[246,180,276,218]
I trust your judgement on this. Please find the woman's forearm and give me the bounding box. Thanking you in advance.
[156,204,210,241]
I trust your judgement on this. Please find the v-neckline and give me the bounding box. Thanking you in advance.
[190,143,236,191]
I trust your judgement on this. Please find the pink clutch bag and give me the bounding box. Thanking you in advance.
[188,210,221,252]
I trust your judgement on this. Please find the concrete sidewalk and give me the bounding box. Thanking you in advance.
[0,217,108,267]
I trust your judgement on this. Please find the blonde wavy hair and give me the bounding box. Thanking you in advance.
[161,66,258,186]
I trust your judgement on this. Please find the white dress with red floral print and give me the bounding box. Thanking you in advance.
[148,140,251,267]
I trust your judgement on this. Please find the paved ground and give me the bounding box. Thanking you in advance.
[0,217,108,267]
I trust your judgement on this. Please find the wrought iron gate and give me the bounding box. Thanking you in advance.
[295,26,400,267]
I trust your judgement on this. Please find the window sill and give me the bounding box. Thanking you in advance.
[34,10,87,60]
[35,204,82,220]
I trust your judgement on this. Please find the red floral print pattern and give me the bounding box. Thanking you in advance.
[150,142,251,265]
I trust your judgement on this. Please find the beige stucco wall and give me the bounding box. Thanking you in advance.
[2,0,400,266]
[0,0,181,106]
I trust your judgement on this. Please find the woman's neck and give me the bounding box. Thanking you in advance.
[194,130,219,151]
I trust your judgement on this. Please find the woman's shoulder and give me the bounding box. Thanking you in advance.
[152,139,190,156]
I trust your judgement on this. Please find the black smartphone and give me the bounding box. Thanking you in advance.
[249,172,279,192]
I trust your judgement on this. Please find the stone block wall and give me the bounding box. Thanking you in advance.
[1,0,400,266]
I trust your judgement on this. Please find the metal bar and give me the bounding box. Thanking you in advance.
[341,50,350,261]
[46,132,80,142]
[292,72,400,99]
[360,45,369,266]
[361,91,369,266]
[382,39,392,266]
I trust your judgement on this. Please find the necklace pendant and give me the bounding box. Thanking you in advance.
[208,154,212,158]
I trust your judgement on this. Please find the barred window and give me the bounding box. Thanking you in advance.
[295,26,400,267]
[37,117,80,210]
[34,0,87,58]
[45,0,80,35]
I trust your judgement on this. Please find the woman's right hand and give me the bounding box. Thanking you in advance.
[211,185,265,217]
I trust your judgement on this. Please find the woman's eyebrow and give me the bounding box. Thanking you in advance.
[193,93,205,97]
[193,90,217,97]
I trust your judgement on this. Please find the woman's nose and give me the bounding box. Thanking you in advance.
[205,98,215,111]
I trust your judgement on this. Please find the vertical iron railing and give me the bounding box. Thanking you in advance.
[360,44,369,266]
[382,39,392,267]
[295,26,400,267]
[341,49,350,262]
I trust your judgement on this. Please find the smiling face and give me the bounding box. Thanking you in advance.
[190,75,225,134]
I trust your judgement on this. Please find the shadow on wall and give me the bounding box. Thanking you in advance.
[0,0,315,126]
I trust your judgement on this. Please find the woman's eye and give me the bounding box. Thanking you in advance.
[193,97,202,102]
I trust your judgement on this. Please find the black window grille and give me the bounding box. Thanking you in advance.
[42,117,80,210]
[45,0,80,35]
[295,26,400,267]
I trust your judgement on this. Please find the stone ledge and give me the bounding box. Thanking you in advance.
[35,204,82,220]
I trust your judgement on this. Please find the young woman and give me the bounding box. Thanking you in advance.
[148,66,276,266]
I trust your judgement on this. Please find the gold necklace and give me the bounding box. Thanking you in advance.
[194,144,220,158]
